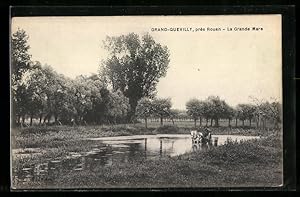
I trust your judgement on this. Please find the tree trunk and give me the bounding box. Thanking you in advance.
[206,118,208,126]
[128,98,138,123]
[215,118,219,127]
[235,118,238,127]
[242,120,244,127]
[160,117,163,126]
[210,118,213,126]
[228,119,231,134]
[39,114,43,125]
[43,115,47,124]
[159,140,162,156]
[199,117,202,126]
[249,118,252,127]
[194,118,197,128]
[54,115,58,124]
[171,118,174,125]
[30,115,33,126]
[144,118,148,128]
[22,116,25,124]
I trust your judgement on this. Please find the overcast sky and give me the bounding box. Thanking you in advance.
[12,15,282,109]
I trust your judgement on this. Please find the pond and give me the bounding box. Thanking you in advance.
[12,134,259,186]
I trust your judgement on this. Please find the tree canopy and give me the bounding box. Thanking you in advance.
[100,33,170,121]
[11,29,281,130]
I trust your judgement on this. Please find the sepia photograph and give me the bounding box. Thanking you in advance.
[11,15,283,189]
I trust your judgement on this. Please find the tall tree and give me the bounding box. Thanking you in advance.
[106,90,130,124]
[206,96,228,127]
[169,109,181,125]
[11,28,32,82]
[201,101,211,126]
[152,98,172,126]
[223,104,235,127]
[236,104,256,127]
[136,98,153,128]
[101,33,170,121]
[11,29,32,126]
[246,104,256,127]
[267,101,282,129]
[20,62,47,125]
[236,104,248,127]
[186,98,201,127]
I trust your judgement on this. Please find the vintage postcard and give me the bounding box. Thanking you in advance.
[11,15,282,189]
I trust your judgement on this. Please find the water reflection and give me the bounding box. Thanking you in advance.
[13,134,259,185]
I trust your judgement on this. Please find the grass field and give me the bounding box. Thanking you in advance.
[11,123,282,189]
[54,135,282,188]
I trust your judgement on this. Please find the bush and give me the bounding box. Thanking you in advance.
[259,134,282,148]
[185,136,282,166]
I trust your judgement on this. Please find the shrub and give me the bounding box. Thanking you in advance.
[186,137,282,166]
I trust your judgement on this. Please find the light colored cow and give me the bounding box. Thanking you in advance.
[190,130,198,138]
[191,129,212,144]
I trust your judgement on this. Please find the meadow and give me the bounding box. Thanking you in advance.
[11,121,282,189]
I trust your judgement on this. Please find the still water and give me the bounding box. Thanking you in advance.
[13,134,259,185]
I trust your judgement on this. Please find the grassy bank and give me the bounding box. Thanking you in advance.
[12,124,276,151]
[12,125,261,162]
[11,125,155,167]
[11,124,277,162]
[12,124,282,189]
[68,134,281,188]
[12,125,154,149]
[13,134,282,189]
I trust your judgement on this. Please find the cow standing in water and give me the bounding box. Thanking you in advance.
[190,130,199,144]
[190,127,212,144]
[200,127,212,144]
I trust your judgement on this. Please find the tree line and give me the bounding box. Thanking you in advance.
[12,62,130,126]
[12,29,130,126]
[135,96,281,130]
[11,29,281,129]
[185,96,281,129]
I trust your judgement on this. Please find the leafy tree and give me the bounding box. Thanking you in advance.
[223,104,235,127]
[236,104,249,126]
[254,101,282,130]
[11,29,33,126]
[106,90,130,124]
[169,109,181,125]
[267,101,282,129]
[186,98,201,127]
[236,104,247,126]
[73,75,95,124]
[197,101,208,126]
[201,101,211,126]
[151,98,172,126]
[246,104,256,126]
[20,62,48,125]
[101,33,170,121]
[236,104,256,127]
[234,107,239,127]
[58,77,77,125]
[71,75,108,125]
[11,28,32,82]
[205,96,228,127]
[82,74,105,124]
[136,98,153,128]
